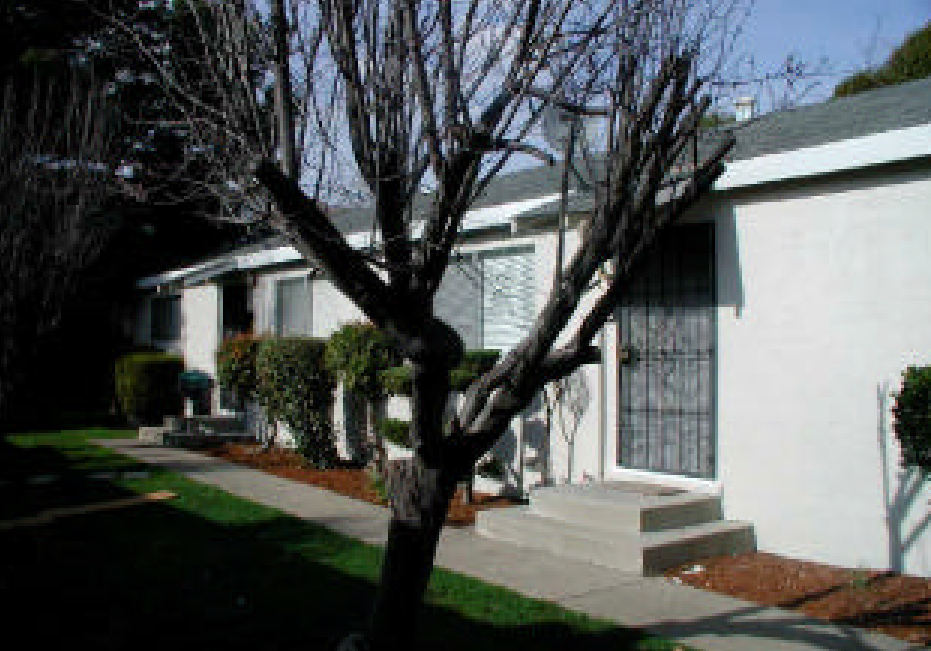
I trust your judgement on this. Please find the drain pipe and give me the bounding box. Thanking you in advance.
[598,326,607,481]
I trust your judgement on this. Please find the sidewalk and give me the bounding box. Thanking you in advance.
[99,439,918,651]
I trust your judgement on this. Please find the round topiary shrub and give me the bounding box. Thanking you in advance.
[892,364,931,472]
[114,351,185,425]
[256,337,337,467]
[324,322,400,400]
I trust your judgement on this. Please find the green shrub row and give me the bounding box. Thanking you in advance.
[114,352,185,425]
[215,334,262,402]
[255,337,337,467]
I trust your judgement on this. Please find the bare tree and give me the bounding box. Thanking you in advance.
[0,69,120,424]
[102,0,743,647]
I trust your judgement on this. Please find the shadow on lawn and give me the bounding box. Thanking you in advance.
[0,438,657,651]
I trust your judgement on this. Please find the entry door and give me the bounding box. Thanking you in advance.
[617,223,716,479]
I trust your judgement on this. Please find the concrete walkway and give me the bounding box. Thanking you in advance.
[99,439,919,651]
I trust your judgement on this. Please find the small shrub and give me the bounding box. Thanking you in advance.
[892,365,931,472]
[476,455,506,480]
[324,322,400,400]
[256,337,337,467]
[377,417,411,449]
[216,334,261,404]
[366,465,390,503]
[114,352,185,425]
[379,365,413,396]
[380,349,500,395]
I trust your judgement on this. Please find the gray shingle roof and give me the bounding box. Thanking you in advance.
[282,77,931,237]
[725,75,931,161]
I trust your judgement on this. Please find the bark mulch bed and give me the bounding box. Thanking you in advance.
[665,552,931,646]
[200,442,521,527]
[198,442,930,646]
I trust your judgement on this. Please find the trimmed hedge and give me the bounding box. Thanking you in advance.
[324,322,400,400]
[114,352,185,425]
[377,417,411,449]
[256,337,337,467]
[892,365,931,472]
[379,349,501,396]
[216,334,262,404]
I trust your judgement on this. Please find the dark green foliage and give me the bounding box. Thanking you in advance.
[256,337,336,467]
[834,21,931,98]
[378,417,412,449]
[379,365,413,396]
[113,352,184,425]
[215,334,262,403]
[324,322,400,400]
[892,365,931,472]
[381,349,501,396]
[452,350,501,392]
[476,455,507,480]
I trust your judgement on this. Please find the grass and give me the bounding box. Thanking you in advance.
[0,428,684,650]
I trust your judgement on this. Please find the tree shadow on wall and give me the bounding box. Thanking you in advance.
[877,382,930,574]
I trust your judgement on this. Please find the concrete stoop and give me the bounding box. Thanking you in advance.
[138,415,255,448]
[475,483,754,575]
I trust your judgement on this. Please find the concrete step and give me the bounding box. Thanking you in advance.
[475,505,754,575]
[162,431,256,448]
[164,415,247,434]
[531,483,723,532]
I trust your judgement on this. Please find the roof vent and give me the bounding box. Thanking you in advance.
[734,96,756,122]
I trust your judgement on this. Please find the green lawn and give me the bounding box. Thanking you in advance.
[0,428,683,650]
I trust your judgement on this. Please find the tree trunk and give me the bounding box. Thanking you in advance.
[367,456,458,650]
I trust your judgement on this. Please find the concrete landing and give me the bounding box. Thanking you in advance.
[476,482,754,574]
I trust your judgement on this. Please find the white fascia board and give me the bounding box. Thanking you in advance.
[137,192,567,289]
[462,192,563,231]
[716,123,931,191]
[137,260,215,289]
[233,246,303,270]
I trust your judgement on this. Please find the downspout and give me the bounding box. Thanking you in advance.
[598,325,606,481]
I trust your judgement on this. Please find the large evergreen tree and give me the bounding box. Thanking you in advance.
[833,21,931,98]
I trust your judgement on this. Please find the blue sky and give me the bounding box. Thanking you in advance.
[736,0,929,103]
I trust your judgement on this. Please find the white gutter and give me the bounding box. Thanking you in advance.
[716,122,931,191]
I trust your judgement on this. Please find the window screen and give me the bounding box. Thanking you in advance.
[276,276,312,336]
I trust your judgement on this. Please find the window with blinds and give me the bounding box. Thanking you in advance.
[276,276,312,336]
[435,246,534,353]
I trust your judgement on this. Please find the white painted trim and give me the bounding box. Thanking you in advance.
[603,465,722,496]
[462,193,563,231]
[716,123,931,191]
[139,123,931,289]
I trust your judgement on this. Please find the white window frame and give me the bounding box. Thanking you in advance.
[274,272,314,337]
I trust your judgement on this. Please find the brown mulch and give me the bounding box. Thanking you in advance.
[666,552,931,646]
[199,442,521,527]
[198,442,930,645]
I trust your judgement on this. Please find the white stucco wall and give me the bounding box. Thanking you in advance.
[181,284,220,379]
[714,163,931,576]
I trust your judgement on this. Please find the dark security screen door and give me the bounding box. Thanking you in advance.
[617,223,716,479]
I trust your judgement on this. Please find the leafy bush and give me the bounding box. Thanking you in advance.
[892,365,931,472]
[114,352,185,425]
[476,455,506,480]
[377,417,411,449]
[216,334,261,403]
[256,337,337,467]
[380,349,500,396]
[834,21,931,98]
[324,322,400,400]
[379,365,413,396]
